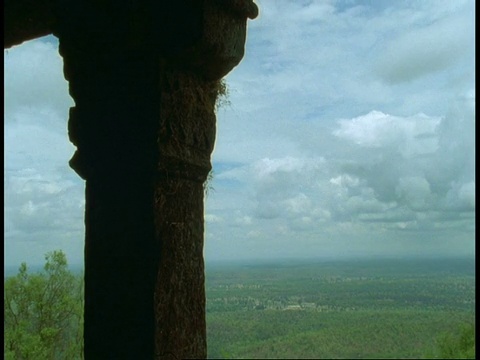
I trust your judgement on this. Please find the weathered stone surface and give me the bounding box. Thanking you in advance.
[153,65,219,358]
[151,5,257,352]
[154,178,207,359]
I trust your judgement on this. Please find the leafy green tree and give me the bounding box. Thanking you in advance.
[4,250,84,359]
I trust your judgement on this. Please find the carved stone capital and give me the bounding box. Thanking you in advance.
[168,0,259,80]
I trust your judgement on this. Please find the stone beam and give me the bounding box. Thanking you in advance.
[4,0,55,48]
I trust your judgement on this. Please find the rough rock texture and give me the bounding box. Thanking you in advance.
[154,71,218,359]
[153,2,257,355]
[5,0,257,358]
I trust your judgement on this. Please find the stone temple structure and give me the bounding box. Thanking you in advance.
[5,1,258,358]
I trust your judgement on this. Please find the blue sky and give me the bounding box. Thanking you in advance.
[4,0,475,267]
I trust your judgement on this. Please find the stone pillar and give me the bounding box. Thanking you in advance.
[154,3,257,358]
[56,1,162,353]
[53,1,257,359]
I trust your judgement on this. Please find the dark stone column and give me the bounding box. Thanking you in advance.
[58,35,162,360]
[54,2,167,357]
[53,1,257,359]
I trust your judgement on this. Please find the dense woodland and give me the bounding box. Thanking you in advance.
[205,258,475,359]
[4,251,475,359]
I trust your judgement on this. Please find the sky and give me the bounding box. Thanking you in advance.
[4,0,475,268]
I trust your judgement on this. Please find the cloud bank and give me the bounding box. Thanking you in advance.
[4,0,475,266]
